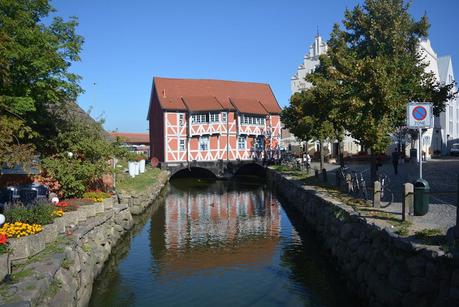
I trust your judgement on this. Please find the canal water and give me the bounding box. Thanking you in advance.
[89,178,359,307]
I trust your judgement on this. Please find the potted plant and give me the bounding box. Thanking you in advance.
[127,152,137,177]
[137,153,147,173]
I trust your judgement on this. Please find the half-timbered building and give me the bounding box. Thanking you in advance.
[147,77,282,167]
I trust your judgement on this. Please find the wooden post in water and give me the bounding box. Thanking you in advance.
[373,181,381,208]
[402,183,414,222]
[322,168,327,182]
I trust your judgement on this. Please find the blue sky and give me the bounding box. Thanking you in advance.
[51,0,459,133]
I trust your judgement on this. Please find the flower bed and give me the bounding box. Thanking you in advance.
[0,222,42,239]
[83,191,111,203]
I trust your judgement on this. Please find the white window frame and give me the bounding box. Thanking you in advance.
[238,135,246,150]
[209,113,219,123]
[179,139,185,151]
[222,112,227,123]
[199,136,209,151]
[179,114,185,127]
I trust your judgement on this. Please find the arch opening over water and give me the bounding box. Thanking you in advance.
[233,162,266,178]
[170,167,218,180]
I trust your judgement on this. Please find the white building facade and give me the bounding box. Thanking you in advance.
[290,35,360,157]
[418,39,458,157]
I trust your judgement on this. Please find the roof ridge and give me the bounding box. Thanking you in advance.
[154,76,270,86]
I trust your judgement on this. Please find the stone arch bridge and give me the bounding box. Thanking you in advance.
[164,160,266,179]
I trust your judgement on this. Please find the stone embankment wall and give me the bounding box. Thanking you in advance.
[117,171,169,215]
[268,169,459,307]
[0,170,169,307]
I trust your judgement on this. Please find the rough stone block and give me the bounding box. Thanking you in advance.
[65,211,80,226]
[94,202,104,215]
[42,224,58,244]
[82,204,96,218]
[53,217,67,233]
[0,253,9,281]
[9,236,32,260]
[103,198,113,210]
[77,209,87,222]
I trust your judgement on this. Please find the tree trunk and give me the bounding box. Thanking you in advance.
[370,151,377,183]
[319,139,324,170]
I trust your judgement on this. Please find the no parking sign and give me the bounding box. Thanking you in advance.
[407,102,433,129]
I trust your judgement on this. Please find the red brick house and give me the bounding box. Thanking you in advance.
[147,77,282,166]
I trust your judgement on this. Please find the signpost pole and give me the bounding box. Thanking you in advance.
[418,127,422,179]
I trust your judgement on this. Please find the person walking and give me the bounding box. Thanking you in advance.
[391,148,400,175]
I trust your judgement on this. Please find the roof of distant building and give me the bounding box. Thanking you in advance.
[110,132,150,144]
[151,77,281,114]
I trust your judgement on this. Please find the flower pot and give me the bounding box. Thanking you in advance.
[139,159,146,173]
[128,161,136,178]
[134,162,140,176]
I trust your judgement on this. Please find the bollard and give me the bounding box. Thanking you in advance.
[373,181,381,208]
[315,169,319,179]
[402,183,414,222]
[322,168,327,182]
[346,174,352,193]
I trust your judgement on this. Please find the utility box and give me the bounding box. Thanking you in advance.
[413,179,430,216]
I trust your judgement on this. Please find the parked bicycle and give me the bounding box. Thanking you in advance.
[378,172,394,205]
[350,169,369,200]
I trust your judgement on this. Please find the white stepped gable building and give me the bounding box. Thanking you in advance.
[291,35,328,94]
[419,39,459,155]
[290,35,360,157]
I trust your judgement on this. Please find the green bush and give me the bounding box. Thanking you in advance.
[83,191,110,202]
[6,203,56,225]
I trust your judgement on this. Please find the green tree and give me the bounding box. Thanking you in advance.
[0,0,83,164]
[327,0,456,180]
[282,54,346,170]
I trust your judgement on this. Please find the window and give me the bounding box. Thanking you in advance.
[199,136,209,151]
[241,115,265,125]
[179,139,185,151]
[209,113,219,123]
[179,114,184,126]
[238,136,246,149]
[191,114,208,123]
[222,112,227,122]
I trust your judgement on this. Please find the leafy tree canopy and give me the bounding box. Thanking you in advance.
[0,0,84,164]
[328,0,456,153]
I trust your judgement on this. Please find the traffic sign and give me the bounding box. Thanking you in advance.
[407,102,432,129]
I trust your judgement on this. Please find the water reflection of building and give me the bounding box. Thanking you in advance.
[164,185,281,250]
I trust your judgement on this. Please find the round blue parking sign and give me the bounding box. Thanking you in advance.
[412,106,427,121]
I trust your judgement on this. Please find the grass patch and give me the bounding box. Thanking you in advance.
[414,228,445,245]
[11,268,33,282]
[60,258,73,270]
[117,165,161,192]
[45,279,62,298]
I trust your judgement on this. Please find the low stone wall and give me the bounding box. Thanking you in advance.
[0,170,170,307]
[268,169,459,307]
[117,170,169,215]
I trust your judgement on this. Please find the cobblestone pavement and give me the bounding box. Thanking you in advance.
[311,158,459,233]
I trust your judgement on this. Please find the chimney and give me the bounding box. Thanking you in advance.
[162,89,166,98]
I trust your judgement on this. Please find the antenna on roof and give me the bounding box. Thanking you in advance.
[316,26,319,37]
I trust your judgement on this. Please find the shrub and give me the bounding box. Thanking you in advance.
[5,203,55,225]
[83,191,110,202]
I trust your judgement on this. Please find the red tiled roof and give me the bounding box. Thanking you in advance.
[153,77,281,114]
[182,96,223,112]
[229,98,268,115]
[110,132,150,144]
